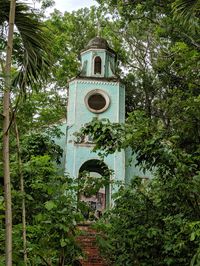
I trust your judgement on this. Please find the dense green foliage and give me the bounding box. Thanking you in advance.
[78,0,200,265]
[84,111,200,264]
[1,0,200,264]
[0,0,51,91]
[95,175,200,265]
[0,130,84,264]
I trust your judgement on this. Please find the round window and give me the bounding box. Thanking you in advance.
[85,90,110,113]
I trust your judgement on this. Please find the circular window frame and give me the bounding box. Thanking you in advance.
[85,89,110,114]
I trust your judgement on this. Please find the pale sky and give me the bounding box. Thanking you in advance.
[48,0,98,13]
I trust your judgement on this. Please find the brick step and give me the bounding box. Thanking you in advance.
[77,224,108,266]
[77,237,96,241]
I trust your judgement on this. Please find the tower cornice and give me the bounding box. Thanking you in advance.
[68,77,123,86]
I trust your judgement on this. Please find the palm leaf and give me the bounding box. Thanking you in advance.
[172,0,200,19]
[0,0,51,91]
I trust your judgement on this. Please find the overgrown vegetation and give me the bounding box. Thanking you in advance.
[79,0,200,265]
[0,0,200,265]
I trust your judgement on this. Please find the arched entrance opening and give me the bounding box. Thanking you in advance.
[78,159,110,219]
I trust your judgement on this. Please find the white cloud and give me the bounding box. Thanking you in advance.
[50,0,98,13]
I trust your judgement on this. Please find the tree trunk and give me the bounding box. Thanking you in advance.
[14,116,27,265]
[3,0,16,265]
[58,248,65,266]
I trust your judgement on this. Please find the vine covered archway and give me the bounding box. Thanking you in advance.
[79,159,110,219]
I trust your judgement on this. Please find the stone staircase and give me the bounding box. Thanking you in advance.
[77,224,108,266]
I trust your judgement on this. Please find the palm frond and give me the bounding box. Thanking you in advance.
[172,0,200,19]
[0,0,51,91]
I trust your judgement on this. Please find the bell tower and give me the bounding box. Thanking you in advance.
[65,37,125,209]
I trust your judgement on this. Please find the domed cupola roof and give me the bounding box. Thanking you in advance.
[86,37,109,49]
[81,36,116,55]
[79,36,117,78]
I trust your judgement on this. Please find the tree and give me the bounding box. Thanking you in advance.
[0,131,84,264]
[172,0,200,20]
[44,7,98,89]
[13,116,27,264]
[2,1,16,264]
[0,0,50,89]
[96,0,200,116]
[76,0,200,264]
[0,1,50,264]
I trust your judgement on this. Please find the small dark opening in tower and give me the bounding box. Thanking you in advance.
[88,93,106,111]
[94,56,102,74]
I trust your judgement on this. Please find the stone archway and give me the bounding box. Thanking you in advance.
[79,159,110,219]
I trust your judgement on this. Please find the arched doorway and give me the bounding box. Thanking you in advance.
[79,159,110,219]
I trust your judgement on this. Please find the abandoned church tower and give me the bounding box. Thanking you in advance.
[63,37,145,211]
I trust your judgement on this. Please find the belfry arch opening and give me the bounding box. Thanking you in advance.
[79,159,110,219]
[94,56,102,74]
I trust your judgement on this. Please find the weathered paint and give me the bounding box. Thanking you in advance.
[55,38,151,207]
[65,77,125,205]
[80,49,116,78]
[125,148,152,183]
